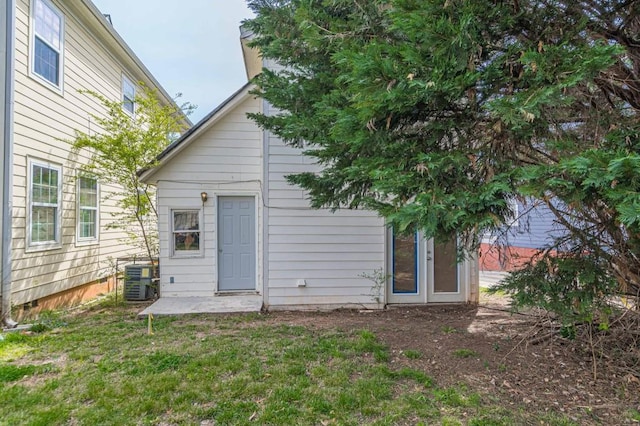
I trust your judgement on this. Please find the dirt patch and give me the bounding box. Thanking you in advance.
[255,295,640,424]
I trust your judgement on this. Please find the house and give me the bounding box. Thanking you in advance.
[138,30,479,311]
[1,0,185,325]
[479,199,560,272]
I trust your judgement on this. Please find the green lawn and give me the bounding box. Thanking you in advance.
[0,301,575,425]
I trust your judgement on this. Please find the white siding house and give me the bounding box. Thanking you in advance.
[139,34,479,311]
[1,0,185,324]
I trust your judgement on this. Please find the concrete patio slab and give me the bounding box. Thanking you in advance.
[138,295,263,318]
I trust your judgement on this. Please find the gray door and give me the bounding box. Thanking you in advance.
[218,196,256,291]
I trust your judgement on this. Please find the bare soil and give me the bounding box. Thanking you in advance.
[254,293,640,425]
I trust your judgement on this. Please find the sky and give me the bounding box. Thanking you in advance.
[91,0,255,123]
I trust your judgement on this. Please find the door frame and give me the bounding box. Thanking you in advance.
[425,239,467,303]
[386,229,468,304]
[215,193,261,294]
[386,228,426,304]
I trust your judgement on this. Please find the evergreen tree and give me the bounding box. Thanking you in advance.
[245,0,640,322]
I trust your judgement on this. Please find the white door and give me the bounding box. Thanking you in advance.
[387,230,466,304]
[426,239,466,303]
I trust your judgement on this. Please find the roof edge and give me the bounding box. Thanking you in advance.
[139,82,256,182]
[79,0,191,126]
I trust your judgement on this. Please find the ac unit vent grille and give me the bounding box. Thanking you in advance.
[124,265,154,301]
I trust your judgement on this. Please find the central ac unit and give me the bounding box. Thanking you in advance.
[124,264,154,301]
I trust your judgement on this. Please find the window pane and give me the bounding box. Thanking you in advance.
[34,0,61,49]
[32,165,58,204]
[79,209,96,239]
[32,206,56,242]
[78,176,97,207]
[123,78,135,97]
[393,232,417,294]
[34,36,59,85]
[433,240,459,293]
[122,77,135,113]
[78,176,98,239]
[123,97,134,114]
[174,232,200,251]
[174,211,199,231]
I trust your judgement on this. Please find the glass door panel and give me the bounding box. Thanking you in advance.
[393,233,417,294]
[433,240,458,293]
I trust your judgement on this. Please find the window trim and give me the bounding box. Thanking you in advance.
[170,208,203,258]
[29,0,65,93]
[27,158,63,252]
[76,173,100,245]
[122,74,136,115]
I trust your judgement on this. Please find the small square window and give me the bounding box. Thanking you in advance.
[172,210,201,256]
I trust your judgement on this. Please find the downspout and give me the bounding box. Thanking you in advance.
[1,0,16,328]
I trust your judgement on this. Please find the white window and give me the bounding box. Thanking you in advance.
[31,0,64,88]
[77,175,99,243]
[122,75,136,114]
[28,159,62,249]
[171,210,201,256]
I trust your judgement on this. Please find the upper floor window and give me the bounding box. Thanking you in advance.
[28,159,62,250]
[122,75,136,114]
[31,0,64,88]
[77,175,99,243]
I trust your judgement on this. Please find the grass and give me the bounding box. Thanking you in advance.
[0,301,583,425]
[404,349,422,359]
[453,348,478,358]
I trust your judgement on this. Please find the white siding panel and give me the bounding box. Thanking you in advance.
[269,234,384,245]
[266,128,386,308]
[151,97,262,184]
[153,95,264,298]
[269,245,380,255]
[269,225,382,236]
[8,0,164,305]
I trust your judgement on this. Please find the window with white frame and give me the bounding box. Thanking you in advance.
[172,210,201,255]
[122,75,136,114]
[31,0,64,88]
[77,175,99,242]
[29,160,62,248]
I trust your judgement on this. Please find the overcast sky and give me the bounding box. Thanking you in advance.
[91,0,255,123]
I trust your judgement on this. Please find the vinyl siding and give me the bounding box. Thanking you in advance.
[485,200,560,249]
[152,95,263,298]
[264,101,386,309]
[9,0,165,304]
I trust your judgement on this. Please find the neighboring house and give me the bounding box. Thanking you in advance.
[139,31,479,311]
[1,0,184,324]
[479,199,559,271]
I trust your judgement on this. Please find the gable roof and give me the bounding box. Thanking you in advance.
[139,82,256,182]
